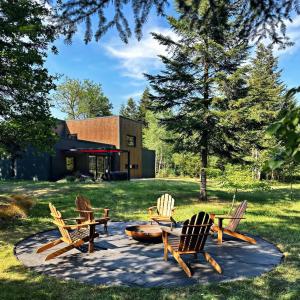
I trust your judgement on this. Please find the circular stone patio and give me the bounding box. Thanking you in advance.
[15,222,283,287]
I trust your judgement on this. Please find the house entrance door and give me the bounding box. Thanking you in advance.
[89,156,105,179]
[96,156,105,179]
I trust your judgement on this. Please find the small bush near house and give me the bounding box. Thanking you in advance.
[0,194,36,220]
[65,175,76,182]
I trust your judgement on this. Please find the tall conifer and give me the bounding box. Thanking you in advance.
[119,98,140,121]
[242,44,290,178]
[146,3,249,200]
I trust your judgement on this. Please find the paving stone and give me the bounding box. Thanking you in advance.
[14,221,283,287]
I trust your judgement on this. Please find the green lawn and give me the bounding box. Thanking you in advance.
[0,178,299,299]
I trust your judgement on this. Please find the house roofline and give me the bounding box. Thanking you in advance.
[65,115,143,125]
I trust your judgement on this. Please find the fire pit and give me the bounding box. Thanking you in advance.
[125,224,162,243]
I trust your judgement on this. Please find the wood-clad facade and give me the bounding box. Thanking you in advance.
[0,117,154,181]
[66,116,143,178]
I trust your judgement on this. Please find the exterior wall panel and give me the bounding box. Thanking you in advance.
[66,117,120,147]
[119,117,143,178]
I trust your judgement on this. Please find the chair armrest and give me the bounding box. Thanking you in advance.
[88,207,110,218]
[214,216,245,220]
[148,206,157,216]
[148,206,157,210]
[161,226,181,237]
[75,209,93,213]
[53,221,98,230]
[63,217,85,221]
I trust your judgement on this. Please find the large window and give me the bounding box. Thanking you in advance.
[127,135,136,147]
[66,157,75,171]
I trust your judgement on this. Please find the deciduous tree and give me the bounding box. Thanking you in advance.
[0,0,58,177]
[53,78,112,119]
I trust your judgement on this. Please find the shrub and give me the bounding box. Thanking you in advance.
[157,168,176,178]
[221,165,271,191]
[65,175,76,182]
[0,194,36,220]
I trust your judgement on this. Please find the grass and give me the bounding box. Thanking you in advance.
[0,178,299,299]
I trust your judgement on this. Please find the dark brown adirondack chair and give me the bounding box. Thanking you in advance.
[36,203,99,261]
[161,212,222,277]
[148,193,176,229]
[210,200,256,244]
[75,195,110,234]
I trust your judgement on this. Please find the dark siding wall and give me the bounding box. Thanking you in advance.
[0,159,12,179]
[0,148,51,180]
[17,148,51,180]
[50,138,114,181]
[0,138,115,181]
[142,149,155,178]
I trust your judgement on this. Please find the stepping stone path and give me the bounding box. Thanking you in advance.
[15,221,283,287]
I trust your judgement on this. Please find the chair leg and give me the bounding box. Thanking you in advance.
[171,217,177,228]
[104,223,108,235]
[88,224,96,253]
[218,228,223,244]
[162,231,168,261]
[36,239,63,253]
[223,229,256,244]
[202,252,222,274]
[173,252,192,277]
[45,239,85,261]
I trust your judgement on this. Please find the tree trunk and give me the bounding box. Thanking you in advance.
[10,156,17,178]
[200,145,208,201]
[199,49,209,201]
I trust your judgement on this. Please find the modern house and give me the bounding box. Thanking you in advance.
[0,116,155,181]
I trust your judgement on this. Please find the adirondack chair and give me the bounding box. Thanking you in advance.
[75,195,110,234]
[36,203,99,261]
[161,211,222,277]
[148,193,176,229]
[210,200,256,244]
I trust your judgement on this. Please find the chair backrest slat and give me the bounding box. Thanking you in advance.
[76,195,94,221]
[178,212,212,252]
[157,194,174,217]
[49,203,71,243]
[226,200,247,232]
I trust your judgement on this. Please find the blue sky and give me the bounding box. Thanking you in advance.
[47,6,300,119]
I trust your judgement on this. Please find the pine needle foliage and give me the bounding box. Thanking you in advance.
[145,4,250,200]
[53,0,300,46]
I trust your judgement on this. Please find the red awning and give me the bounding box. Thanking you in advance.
[79,149,125,153]
[65,148,128,154]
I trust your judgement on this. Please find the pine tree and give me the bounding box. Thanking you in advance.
[57,0,299,47]
[119,98,139,120]
[146,5,250,200]
[242,44,290,179]
[138,87,151,124]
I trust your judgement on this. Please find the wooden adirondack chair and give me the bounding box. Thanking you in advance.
[161,211,222,277]
[210,200,256,244]
[36,203,99,261]
[75,195,110,234]
[148,193,176,229]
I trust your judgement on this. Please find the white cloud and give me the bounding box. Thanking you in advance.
[272,15,300,56]
[104,27,178,79]
[121,90,144,100]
